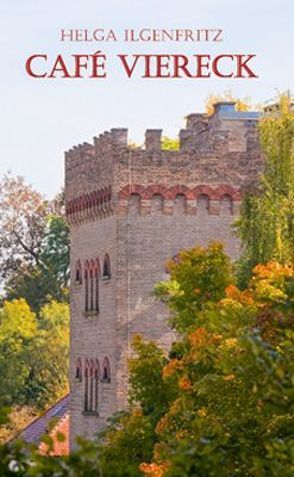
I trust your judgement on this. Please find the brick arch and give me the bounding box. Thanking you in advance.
[143,184,169,199]
[193,185,214,199]
[119,184,145,199]
[215,184,240,200]
[128,192,142,200]
[169,185,190,199]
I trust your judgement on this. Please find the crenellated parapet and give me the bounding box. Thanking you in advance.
[93,128,129,154]
[65,101,262,224]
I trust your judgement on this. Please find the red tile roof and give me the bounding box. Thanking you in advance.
[19,394,69,456]
[39,412,69,456]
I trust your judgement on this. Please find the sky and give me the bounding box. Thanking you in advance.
[0,0,293,198]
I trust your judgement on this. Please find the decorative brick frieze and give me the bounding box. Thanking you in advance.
[66,186,112,225]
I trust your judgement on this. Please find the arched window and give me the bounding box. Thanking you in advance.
[101,357,111,383]
[174,194,186,215]
[94,261,100,313]
[103,254,111,279]
[84,266,89,312]
[84,260,99,315]
[151,194,163,214]
[90,269,94,311]
[197,194,210,215]
[89,361,94,412]
[84,359,99,414]
[84,361,89,412]
[75,358,82,382]
[128,193,141,215]
[94,359,100,411]
[220,194,233,216]
[75,260,82,284]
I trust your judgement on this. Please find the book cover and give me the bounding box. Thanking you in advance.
[0,1,293,475]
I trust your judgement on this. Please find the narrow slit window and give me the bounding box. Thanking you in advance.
[94,369,99,411]
[75,261,82,284]
[102,357,111,383]
[84,367,89,412]
[90,269,94,311]
[95,269,99,312]
[85,270,89,312]
[76,358,82,382]
[103,254,111,279]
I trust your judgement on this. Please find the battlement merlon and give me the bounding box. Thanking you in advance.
[65,102,260,164]
[65,128,129,166]
[65,102,262,200]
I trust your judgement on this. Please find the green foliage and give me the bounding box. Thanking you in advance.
[39,215,70,288]
[0,299,69,413]
[0,300,37,407]
[161,137,179,151]
[129,336,176,426]
[5,215,69,313]
[26,301,70,407]
[96,410,155,476]
[0,174,48,284]
[140,258,294,477]
[236,94,294,286]
[5,267,68,314]
[0,406,38,444]
[155,243,232,332]
[0,250,293,476]
[0,174,69,313]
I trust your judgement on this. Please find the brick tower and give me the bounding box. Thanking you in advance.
[65,102,262,448]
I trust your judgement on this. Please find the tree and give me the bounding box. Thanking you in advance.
[0,299,69,410]
[155,243,232,333]
[140,251,294,477]
[40,215,70,289]
[129,336,176,426]
[25,301,69,407]
[0,174,70,311]
[0,248,293,476]
[236,94,294,285]
[0,299,37,407]
[161,137,179,151]
[0,174,49,284]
